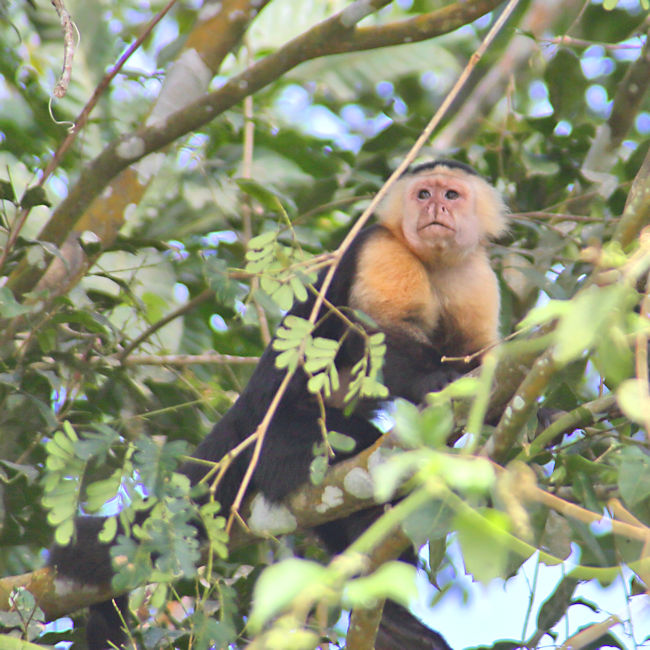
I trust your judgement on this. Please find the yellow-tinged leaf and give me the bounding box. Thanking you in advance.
[617,379,650,425]
[54,519,75,546]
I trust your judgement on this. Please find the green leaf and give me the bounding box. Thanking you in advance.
[248,231,278,250]
[327,431,356,453]
[272,336,300,351]
[0,287,33,317]
[236,179,291,212]
[20,185,50,208]
[545,48,586,119]
[204,257,240,307]
[616,379,650,426]
[275,348,300,371]
[536,577,579,635]
[307,372,327,394]
[99,516,118,543]
[393,399,422,448]
[517,299,570,331]
[199,502,229,559]
[150,583,168,610]
[289,274,308,303]
[0,179,15,202]
[554,285,632,365]
[343,561,417,608]
[455,508,512,584]
[309,454,328,486]
[428,538,447,575]
[249,559,328,631]
[440,455,495,493]
[438,376,479,399]
[393,399,453,449]
[272,283,294,310]
[617,447,650,507]
[277,315,314,338]
[54,519,75,546]
[403,499,454,547]
[304,356,332,372]
[86,471,122,512]
[372,451,421,503]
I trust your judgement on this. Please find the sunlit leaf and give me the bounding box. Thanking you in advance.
[343,561,417,608]
[249,559,328,631]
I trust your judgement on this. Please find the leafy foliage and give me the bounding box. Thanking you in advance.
[0,0,649,648]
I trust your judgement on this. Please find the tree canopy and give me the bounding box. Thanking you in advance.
[0,0,649,648]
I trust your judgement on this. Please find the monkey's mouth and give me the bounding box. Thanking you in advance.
[420,221,454,232]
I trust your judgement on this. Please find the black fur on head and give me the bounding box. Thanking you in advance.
[404,159,479,177]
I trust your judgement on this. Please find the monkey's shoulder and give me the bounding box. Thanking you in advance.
[347,225,439,335]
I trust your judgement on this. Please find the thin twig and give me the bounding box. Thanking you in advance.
[636,270,650,440]
[122,352,258,366]
[44,0,179,180]
[225,369,295,535]
[223,0,396,535]
[240,43,271,345]
[513,211,603,223]
[546,35,645,51]
[50,0,76,99]
[118,288,213,361]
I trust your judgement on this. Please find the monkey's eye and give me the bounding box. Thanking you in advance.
[417,189,431,200]
[445,189,460,200]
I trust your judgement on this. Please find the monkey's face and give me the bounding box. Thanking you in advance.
[401,170,480,262]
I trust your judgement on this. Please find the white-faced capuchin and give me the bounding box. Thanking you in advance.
[48,160,508,650]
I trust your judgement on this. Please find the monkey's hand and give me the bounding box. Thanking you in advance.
[381,337,465,404]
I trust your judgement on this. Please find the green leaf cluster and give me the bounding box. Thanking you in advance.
[245,231,314,311]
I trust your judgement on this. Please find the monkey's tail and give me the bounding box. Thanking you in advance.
[48,516,128,649]
[86,596,129,650]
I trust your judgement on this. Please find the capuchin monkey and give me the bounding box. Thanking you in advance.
[48,160,508,649]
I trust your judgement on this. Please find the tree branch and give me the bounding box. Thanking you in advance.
[121,352,259,367]
[482,349,558,462]
[614,144,650,248]
[346,601,385,649]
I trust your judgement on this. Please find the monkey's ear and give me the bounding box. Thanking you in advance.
[375,177,408,230]
[476,179,509,239]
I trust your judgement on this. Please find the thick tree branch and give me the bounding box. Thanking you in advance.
[0,0,180,276]
[482,349,558,462]
[607,22,650,149]
[346,602,384,650]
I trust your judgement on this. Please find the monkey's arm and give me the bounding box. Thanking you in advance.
[380,331,465,404]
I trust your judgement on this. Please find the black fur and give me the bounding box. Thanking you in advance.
[49,223,460,650]
[406,159,479,177]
